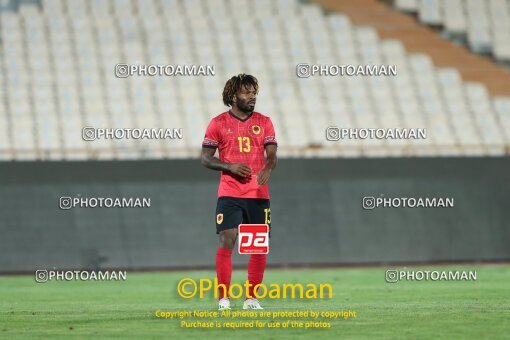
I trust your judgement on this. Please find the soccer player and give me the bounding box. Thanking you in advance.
[201,74,278,310]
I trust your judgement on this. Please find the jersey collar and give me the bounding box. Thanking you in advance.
[229,110,254,122]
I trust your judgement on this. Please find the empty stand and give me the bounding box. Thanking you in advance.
[395,0,510,62]
[0,0,508,159]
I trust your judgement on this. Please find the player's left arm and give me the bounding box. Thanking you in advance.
[256,144,277,186]
[257,117,278,185]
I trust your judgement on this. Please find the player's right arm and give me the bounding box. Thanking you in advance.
[201,147,251,177]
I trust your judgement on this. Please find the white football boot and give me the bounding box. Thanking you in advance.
[243,298,264,310]
[218,298,231,310]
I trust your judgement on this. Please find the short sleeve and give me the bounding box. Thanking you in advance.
[263,118,278,147]
[202,119,221,149]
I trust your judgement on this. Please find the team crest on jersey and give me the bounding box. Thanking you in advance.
[249,124,263,136]
[216,213,223,224]
[226,128,233,134]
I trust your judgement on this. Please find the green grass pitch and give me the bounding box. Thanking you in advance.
[1,265,509,339]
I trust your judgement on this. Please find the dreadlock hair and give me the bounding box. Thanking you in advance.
[222,74,259,107]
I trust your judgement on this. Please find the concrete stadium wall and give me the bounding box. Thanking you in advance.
[1,157,509,272]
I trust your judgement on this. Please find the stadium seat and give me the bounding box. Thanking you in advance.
[396,0,510,62]
[0,0,507,160]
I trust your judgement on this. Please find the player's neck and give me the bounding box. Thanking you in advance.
[230,107,253,120]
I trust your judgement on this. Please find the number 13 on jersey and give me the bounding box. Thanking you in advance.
[237,136,251,152]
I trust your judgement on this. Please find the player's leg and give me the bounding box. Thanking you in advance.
[215,197,243,310]
[243,198,270,309]
[217,229,236,310]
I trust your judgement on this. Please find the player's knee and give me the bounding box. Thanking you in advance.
[220,238,234,249]
[219,230,237,249]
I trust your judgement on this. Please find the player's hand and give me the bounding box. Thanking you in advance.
[229,163,252,178]
[256,167,271,185]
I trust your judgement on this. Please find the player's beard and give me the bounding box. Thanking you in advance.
[237,98,256,114]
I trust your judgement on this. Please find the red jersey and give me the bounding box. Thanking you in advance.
[202,110,278,199]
